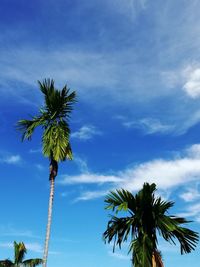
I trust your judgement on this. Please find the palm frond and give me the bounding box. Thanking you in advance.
[23,258,43,267]
[38,79,76,120]
[42,121,71,161]
[17,115,47,141]
[154,197,174,214]
[0,260,14,267]
[103,215,136,251]
[14,241,26,264]
[105,189,136,214]
[157,215,199,253]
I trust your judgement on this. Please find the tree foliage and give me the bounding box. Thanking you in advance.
[0,241,43,267]
[103,183,199,267]
[17,79,76,162]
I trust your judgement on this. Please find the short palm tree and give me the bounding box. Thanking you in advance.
[103,183,199,267]
[17,79,76,267]
[0,241,42,267]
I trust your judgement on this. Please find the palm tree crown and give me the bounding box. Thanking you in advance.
[0,241,42,267]
[17,79,76,162]
[103,183,199,267]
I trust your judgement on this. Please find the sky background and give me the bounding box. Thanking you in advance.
[0,0,200,266]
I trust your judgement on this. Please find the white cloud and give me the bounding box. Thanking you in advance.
[35,164,44,171]
[74,156,89,173]
[108,251,129,260]
[74,190,107,202]
[71,125,102,141]
[60,144,200,201]
[59,173,123,185]
[180,187,200,202]
[186,144,200,158]
[183,67,200,98]
[122,117,174,134]
[0,155,21,164]
[178,203,200,219]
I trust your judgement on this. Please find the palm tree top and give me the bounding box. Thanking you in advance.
[17,79,76,162]
[0,241,42,267]
[103,183,199,267]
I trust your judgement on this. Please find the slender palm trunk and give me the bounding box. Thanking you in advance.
[43,177,55,267]
[43,159,58,267]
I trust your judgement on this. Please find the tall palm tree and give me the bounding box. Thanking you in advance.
[103,183,199,267]
[17,79,76,267]
[0,241,42,267]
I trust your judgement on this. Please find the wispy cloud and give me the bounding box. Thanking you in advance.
[179,187,200,202]
[177,203,200,222]
[0,155,21,165]
[122,117,174,135]
[59,173,122,185]
[35,164,45,171]
[73,156,89,173]
[74,190,107,202]
[60,144,200,201]
[183,66,200,98]
[71,125,102,141]
[108,250,129,260]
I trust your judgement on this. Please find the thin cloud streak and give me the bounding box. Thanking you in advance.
[0,155,21,165]
[71,125,102,141]
[60,144,200,201]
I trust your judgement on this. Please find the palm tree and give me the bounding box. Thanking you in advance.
[0,241,42,267]
[17,79,76,267]
[103,183,199,267]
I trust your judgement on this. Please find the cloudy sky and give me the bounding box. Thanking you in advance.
[0,0,200,266]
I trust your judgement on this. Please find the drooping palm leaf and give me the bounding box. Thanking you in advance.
[0,259,14,267]
[42,121,71,161]
[23,258,43,267]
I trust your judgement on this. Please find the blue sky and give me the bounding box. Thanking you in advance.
[0,0,200,266]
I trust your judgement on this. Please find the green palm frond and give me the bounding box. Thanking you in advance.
[0,259,14,267]
[103,215,136,251]
[154,197,174,216]
[157,215,199,253]
[105,189,136,214]
[23,258,43,267]
[14,242,26,265]
[17,115,47,141]
[38,79,76,120]
[42,121,71,161]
